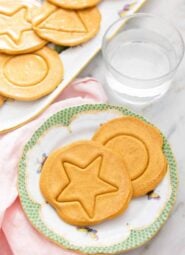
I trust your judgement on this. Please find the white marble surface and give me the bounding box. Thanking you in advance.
[81,0,185,254]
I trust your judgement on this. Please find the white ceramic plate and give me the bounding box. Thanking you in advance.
[0,0,147,133]
[18,104,177,254]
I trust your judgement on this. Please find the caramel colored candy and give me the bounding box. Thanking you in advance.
[40,141,132,226]
[0,47,64,101]
[0,95,7,106]
[0,0,46,54]
[32,2,101,46]
[48,0,101,9]
[93,117,167,197]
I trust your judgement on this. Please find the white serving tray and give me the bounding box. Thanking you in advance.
[0,0,147,133]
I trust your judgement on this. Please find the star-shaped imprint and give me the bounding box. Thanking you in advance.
[0,7,32,43]
[57,156,118,218]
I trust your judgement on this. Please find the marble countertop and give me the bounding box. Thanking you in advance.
[81,0,185,254]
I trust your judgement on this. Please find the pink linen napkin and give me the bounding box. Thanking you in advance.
[0,78,107,255]
[0,230,12,255]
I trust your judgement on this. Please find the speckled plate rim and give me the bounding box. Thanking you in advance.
[18,104,178,254]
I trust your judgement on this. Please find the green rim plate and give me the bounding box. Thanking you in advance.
[18,104,178,254]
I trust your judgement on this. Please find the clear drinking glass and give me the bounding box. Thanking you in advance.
[102,13,184,105]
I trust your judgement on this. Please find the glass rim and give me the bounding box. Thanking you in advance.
[102,13,185,83]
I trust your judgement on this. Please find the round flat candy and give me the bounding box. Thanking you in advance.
[48,0,101,9]
[0,47,64,101]
[0,0,47,54]
[32,2,101,47]
[93,117,167,197]
[40,141,132,226]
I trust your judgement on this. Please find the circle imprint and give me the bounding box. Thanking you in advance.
[105,135,148,180]
[4,54,48,86]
